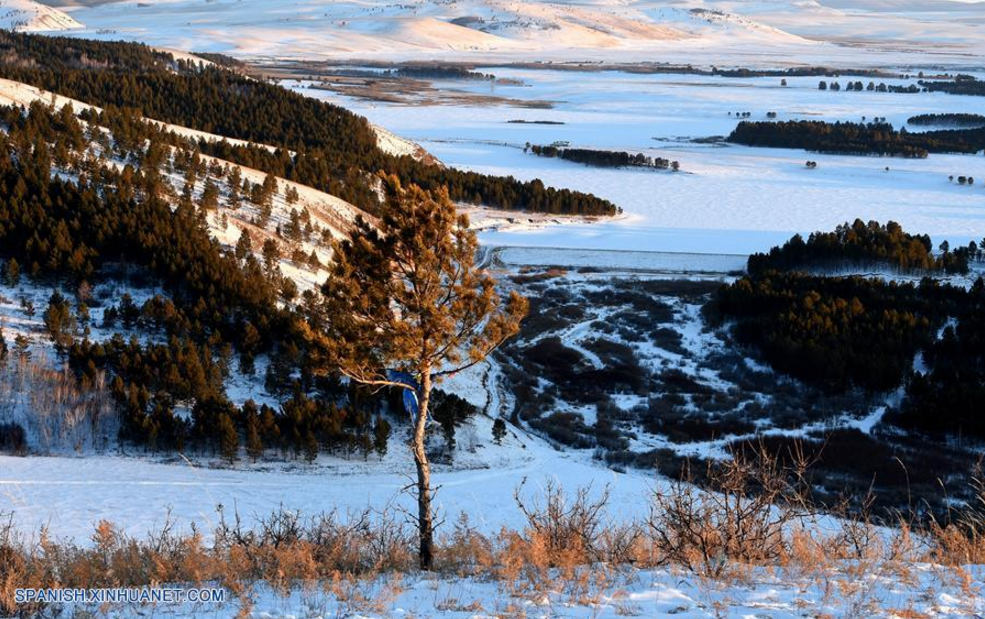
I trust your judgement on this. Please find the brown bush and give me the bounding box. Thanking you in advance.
[648,442,814,578]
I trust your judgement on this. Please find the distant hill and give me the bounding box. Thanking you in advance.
[22,0,985,65]
[0,0,81,31]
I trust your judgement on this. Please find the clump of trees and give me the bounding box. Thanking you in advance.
[908,113,985,128]
[728,119,985,157]
[711,271,949,392]
[892,284,985,439]
[819,80,920,94]
[388,66,495,80]
[712,222,985,443]
[526,143,679,172]
[747,220,973,276]
[919,75,985,97]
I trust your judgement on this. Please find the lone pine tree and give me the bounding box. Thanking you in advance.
[307,175,527,570]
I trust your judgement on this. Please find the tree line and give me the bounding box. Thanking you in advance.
[526,143,679,171]
[919,75,985,97]
[728,119,985,157]
[908,113,985,128]
[819,80,920,93]
[747,220,975,276]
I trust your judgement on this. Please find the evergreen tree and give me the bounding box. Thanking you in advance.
[303,431,319,463]
[492,418,507,445]
[218,413,239,464]
[226,166,243,209]
[13,335,30,360]
[43,291,76,349]
[255,173,277,225]
[200,178,220,211]
[235,230,253,260]
[374,416,391,458]
[285,185,300,205]
[261,239,280,274]
[2,258,19,286]
[309,175,528,570]
[245,408,264,462]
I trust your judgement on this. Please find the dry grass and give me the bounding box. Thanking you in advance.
[2,458,984,617]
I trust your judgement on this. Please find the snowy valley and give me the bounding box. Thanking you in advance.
[0,4,985,617]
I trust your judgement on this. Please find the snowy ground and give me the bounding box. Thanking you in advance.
[0,0,81,32]
[0,419,648,543]
[33,563,985,619]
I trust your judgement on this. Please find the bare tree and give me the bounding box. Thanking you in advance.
[306,175,528,570]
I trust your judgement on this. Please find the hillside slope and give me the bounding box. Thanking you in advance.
[0,76,373,302]
[26,0,817,59]
[0,0,81,31]
[26,0,985,65]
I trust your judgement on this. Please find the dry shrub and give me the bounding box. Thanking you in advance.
[325,570,403,618]
[436,513,495,577]
[500,479,642,606]
[648,442,813,578]
[926,463,985,565]
[513,478,614,566]
[1,504,416,616]
[0,514,37,617]
[214,504,415,582]
[3,465,985,617]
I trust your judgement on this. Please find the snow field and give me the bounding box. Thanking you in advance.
[298,69,985,256]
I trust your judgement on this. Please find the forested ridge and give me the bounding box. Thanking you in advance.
[0,31,618,216]
[713,221,985,440]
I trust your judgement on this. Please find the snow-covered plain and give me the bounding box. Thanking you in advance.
[293,70,985,255]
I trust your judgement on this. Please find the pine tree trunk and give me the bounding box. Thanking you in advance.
[413,373,435,571]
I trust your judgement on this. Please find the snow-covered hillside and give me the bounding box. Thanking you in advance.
[0,76,371,287]
[30,0,985,66]
[0,0,81,31]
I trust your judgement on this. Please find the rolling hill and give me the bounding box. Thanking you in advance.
[14,0,985,66]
